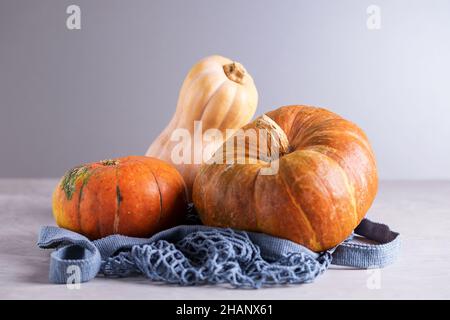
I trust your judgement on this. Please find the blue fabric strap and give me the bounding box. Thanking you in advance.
[37,226,102,284]
[332,219,401,268]
[37,218,400,287]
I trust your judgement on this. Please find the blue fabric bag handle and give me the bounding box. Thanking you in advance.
[37,218,400,288]
[332,219,400,268]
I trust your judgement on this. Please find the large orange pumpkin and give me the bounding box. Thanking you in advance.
[193,105,378,252]
[52,156,188,239]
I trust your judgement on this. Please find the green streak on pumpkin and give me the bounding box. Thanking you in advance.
[61,166,90,200]
[101,159,119,166]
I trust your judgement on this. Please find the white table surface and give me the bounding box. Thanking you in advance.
[0,179,449,300]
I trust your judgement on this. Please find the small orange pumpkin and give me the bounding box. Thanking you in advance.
[52,156,188,239]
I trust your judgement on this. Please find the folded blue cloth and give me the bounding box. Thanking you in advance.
[37,218,400,288]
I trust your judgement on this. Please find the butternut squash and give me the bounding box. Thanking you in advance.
[146,55,258,198]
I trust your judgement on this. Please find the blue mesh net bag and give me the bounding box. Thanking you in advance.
[38,205,399,288]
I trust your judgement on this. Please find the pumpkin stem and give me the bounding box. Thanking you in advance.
[256,114,291,158]
[223,62,247,84]
[100,159,119,166]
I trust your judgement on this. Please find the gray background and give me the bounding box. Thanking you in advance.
[1,0,449,179]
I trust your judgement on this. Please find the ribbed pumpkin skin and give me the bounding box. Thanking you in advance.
[52,156,188,239]
[193,106,378,252]
[146,55,258,198]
